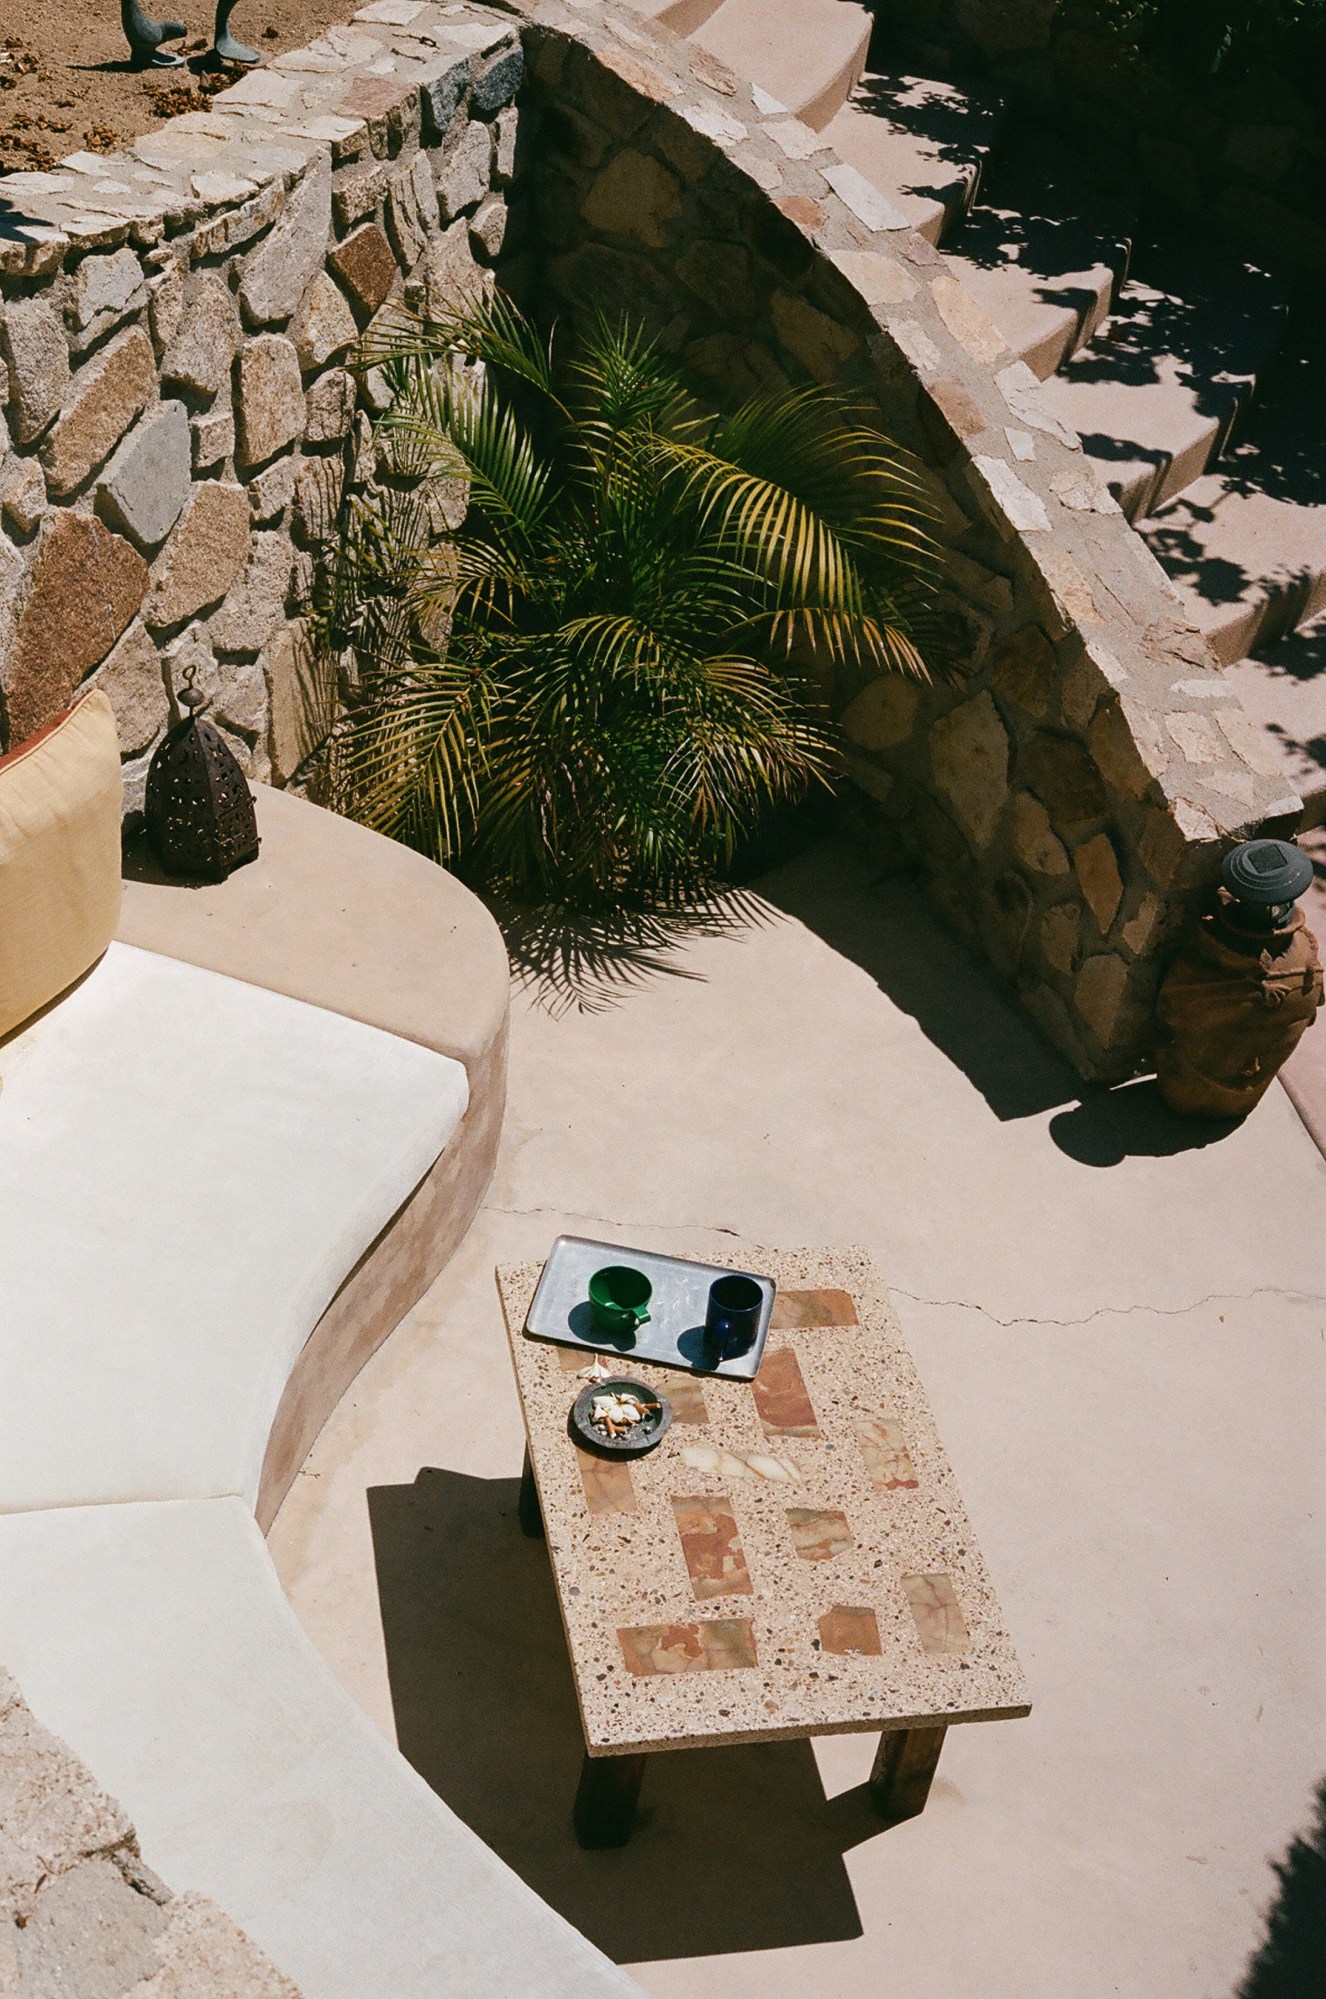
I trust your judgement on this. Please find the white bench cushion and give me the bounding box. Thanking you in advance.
[0,942,468,1512]
[0,1497,639,1999]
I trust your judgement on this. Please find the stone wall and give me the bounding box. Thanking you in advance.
[0,0,1304,1083]
[509,0,1297,1081]
[0,1662,301,1997]
[0,2,520,806]
[880,0,1326,276]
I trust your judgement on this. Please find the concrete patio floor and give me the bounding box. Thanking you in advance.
[269,838,1326,1999]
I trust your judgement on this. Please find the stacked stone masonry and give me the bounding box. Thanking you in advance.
[0,0,521,806]
[504,0,1298,1081]
[0,0,1298,1081]
[0,1662,302,1997]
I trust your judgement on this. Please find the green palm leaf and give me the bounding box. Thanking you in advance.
[317,294,940,908]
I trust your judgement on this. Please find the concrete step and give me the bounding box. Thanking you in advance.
[1138,323,1326,660]
[820,73,1003,246]
[687,0,872,129]
[944,248,1118,379]
[940,133,1133,378]
[1224,615,1326,826]
[1141,474,1326,665]
[1036,247,1289,522]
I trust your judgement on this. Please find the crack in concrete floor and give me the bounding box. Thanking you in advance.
[482,1201,1326,1331]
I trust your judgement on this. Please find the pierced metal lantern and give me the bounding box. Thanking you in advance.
[1220,837,1315,932]
[144,685,260,882]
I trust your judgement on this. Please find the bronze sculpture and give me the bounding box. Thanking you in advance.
[120,0,186,67]
[212,0,260,66]
[120,0,261,70]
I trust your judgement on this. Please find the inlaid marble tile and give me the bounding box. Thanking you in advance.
[771,1288,858,1329]
[618,1617,758,1675]
[786,1506,853,1562]
[499,1249,1030,1755]
[574,1445,637,1515]
[751,1346,819,1437]
[672,1495,753,1599]
[819,1605,882,1656]
[902,1573,969,1655]
[665,1378,709,1424]
[854,1414,919,1490]
[680,1441,800,1483]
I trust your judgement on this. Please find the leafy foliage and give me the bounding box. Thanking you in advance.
[1075,0,1326,82]
[312,294,937,912]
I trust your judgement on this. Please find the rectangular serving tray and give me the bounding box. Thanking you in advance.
[523,1235,777,1381]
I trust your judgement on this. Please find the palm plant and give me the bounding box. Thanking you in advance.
[313,294,936,911]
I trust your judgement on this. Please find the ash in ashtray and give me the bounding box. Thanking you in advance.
[588,1390,654,1438]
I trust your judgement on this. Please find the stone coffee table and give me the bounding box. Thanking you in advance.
[497,1247,1029,1848]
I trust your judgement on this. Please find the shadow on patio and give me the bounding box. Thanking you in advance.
[758,838,1233,1159]
[1237,1777,1326,1998]
[369,1467,897,1963]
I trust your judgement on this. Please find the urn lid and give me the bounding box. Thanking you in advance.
[1221,838,1314,907]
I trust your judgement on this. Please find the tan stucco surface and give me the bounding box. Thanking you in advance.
[270,834,1326,1999]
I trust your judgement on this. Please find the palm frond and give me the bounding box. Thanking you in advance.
[359,292,563,409]
[322,295,941,909]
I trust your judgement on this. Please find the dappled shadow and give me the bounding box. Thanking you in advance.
[941,109,1325,634]
[756,836,1081,1121]
[1256,618,1326,689]
[951,123,1134,296]
[1221,322,1326,510]
[370,1468,873,1963]
[1057,234,1285,401]
[846,69,1002,187]
[1131,320,1326,628]
[1236,1777,1326,1998]
[498,890,772,1018]
[1238,619,1326,803]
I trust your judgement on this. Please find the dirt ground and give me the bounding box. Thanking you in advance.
[0,0,366,169]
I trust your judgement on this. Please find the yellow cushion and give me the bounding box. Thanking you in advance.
[0,692,123,1042]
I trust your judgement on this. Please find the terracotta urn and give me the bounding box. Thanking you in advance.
[1154,839,1323,1118]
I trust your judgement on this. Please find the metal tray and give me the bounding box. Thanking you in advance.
[523,1235,776,1381]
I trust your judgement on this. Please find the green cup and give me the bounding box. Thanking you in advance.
[588,1264,652,1338]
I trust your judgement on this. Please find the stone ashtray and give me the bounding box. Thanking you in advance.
[569,1379,672,1458]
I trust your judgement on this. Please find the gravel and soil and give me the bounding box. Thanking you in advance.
[0,0,364,169]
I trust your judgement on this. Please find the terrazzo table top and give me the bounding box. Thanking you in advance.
[497,1248,1030,1758]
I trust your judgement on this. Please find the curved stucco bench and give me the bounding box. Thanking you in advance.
[0,1498,636,1999]
[0,784,640,1997]
[117,781,512,1529]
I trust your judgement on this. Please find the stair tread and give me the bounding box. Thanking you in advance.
[1138,321,1326,655]
[1224,615,1326,820]
[1037,252,1289,519]
[1141,475,1326,663]
[945,251,1117,379]
[688,0,871,128]
[820,74,1002,244]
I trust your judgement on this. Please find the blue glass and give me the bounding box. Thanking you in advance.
[706,1274,764,1360]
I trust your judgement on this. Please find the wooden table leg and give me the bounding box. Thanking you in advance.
[518,1446,544,1539]
[573,1751,647,1848]
[869,1724,947,1825]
